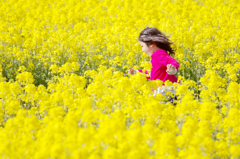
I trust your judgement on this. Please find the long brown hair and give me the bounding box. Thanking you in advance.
[138,27,175,56]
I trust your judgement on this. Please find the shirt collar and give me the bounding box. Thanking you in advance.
[151,49,169,58]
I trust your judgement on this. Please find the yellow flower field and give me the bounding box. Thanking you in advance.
[0,0,240,158]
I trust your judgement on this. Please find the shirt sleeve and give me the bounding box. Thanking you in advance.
[167,67,177,75]
[166,57,180,71]
[137,69,151,79]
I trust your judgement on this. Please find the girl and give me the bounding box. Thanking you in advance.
[129,27,179,97]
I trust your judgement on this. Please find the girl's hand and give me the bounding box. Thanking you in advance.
[128,67,137,75]
[166,64,177,75]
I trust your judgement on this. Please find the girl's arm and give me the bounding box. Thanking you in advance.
[137,69,150,79]
[129,67,149,75]
[128,67,150,79]
[165,57,179,75]
[166,64,177,75]
[166,57,179,71]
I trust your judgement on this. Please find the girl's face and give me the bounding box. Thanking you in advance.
[139,41,154,57]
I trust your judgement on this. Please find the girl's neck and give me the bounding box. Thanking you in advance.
[150,46,160,56]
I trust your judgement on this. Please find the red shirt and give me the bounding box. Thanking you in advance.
[138,49,179,83]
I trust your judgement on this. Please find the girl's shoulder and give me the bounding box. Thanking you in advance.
[152,49,169,58]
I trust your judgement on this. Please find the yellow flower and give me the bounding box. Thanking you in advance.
[50,64,58,74]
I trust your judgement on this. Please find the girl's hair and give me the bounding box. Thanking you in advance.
[138,27,175,56]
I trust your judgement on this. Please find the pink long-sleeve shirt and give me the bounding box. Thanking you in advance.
[138,49,179,83]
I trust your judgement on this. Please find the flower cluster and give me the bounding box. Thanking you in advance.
[0,0,240,158]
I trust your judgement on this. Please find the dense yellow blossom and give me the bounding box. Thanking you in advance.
[0,0,240,158]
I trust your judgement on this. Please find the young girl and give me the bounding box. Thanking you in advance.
[129,27,179,97]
